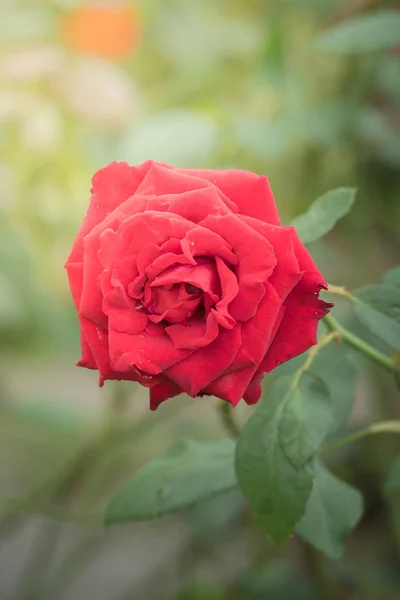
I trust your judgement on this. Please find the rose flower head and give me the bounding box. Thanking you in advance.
[65,161,332,409]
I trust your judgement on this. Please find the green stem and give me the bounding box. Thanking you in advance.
[323,313,399,373]
[219,401,240,438]
[319,420,400,456]
[302,543,340,600]
[294,331,337,385]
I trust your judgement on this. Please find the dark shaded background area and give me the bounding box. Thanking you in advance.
[0,0,399,598]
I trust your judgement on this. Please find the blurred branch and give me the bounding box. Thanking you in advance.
[302,542,341,600]
[320,419,400,456]
[218,401,240,438]
[324,284,351,297]
[323,313,400,374]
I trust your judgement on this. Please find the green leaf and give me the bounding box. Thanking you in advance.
[280,374,332,469]
[315,11,400,54]
[105,438,236,524]
[310,344,357,434]
[235,376,315,545]
[384,455,400,496]
[291,188,356,244]
[296,461,363,559]
[383,266,400,290]
[352,285,400,351]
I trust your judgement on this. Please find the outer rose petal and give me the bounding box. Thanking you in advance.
[203,366,257,407]
[240,305,286,405]
[65,262,97,368]
[243,371,264,405]
[134,163,238,213]
[77,325,97,370]
[79,318,151,386]
[239,283,284,366]
[164,326,243,396]
[241,224,333,405]
[149,378,182,410]
[204,289,286,405]
[66,160,153,265]
[179,168,280,224]
[143,187,236,223]
[260,268,332,371]
[239,217,302,301]
[108,329,193,375]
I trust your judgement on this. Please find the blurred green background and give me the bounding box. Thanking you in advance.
[0,0,400,598]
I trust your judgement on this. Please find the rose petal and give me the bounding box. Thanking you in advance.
[179,168,280,224]
[180,227,238,266]
[102,284,147,334]
[65,262,83,310]
[151,260,220,298]
[239,217,303,300]
[149,378,182,410]
[148,290,202,324]
[82,212,195,327]
[239,283,283,365]
[79,318,111,380]
[135,163,238,213]
[77,324,97,370]
[213,257,239,327]
[204,285,286,404]
[65,262,98,369]
[108,329,193,375]
[241,303,286,405]
[145,321,165,336]
[203,366,258,406]
[243,371,264,405]
[66,160,153,265]
[144,186,235,222]
[200,214,276,321]
[79,234,107,327]
[164,326,242,396]
[261,280,332,372]
[165,313,219,350]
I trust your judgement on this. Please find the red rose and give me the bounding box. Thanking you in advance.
[65,161,332,409]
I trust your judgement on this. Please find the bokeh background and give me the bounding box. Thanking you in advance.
[1,0,400,599]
